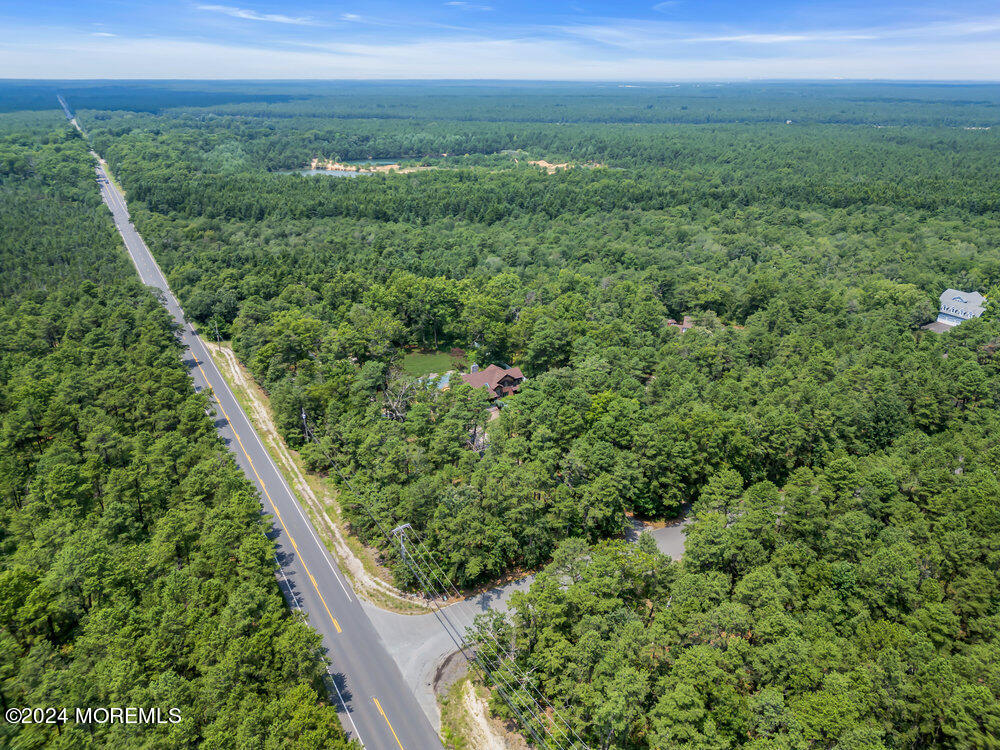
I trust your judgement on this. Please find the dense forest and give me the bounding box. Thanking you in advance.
[486,412,1000,747]
[0,113,351,748]
[71,84,1000,594]
[8,80,999,747]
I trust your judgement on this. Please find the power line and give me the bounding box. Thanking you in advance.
[405,526,588,749]
[300,409,588,749]
[303,412,583,748]
[397,524,585,750]
[392,523,563,748]
[390,523,554,748]
[393,524,574,748]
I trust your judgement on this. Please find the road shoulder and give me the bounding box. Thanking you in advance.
[201,338,432,615]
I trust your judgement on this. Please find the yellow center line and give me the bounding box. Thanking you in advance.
[372,696,406,750]
[194,358,342,635]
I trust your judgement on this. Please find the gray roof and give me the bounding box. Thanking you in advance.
[940,289,985,306]
[938,289,986,321]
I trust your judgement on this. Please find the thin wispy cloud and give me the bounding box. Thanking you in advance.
[445,2,494,11]
[681,33,877,44]
[4,0,1000,80]
[332,12,404,28]
[897,16,1000,38]
[560,14,1000,50]
[196,4,315,25]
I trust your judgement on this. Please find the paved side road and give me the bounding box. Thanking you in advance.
[90,158,443,750]
[364,515,690,728]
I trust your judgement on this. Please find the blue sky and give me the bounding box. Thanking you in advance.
[1,0,998,79]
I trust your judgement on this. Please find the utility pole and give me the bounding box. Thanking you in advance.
[301,410,588,749]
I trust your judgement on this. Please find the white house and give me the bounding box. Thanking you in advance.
[923,289,986,332]
[936,289,986,327]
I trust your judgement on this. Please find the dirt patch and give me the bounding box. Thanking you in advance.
[526,159,604,174]
[433,650,471,697]
[435,654,534,750]
[309,157,435,174]
[203,340,430,613]
[462,682,510,750]
[527,159,571,173]
[465,681,532,750]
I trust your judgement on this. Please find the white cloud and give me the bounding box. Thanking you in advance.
[91,31,116,37]
[341,13,362,22]
[196,4,315,25]
[560,14,1000,50]
[894,17,1000,38]
[681,33,877,43]
[560,23,663,49]
[5,32,1000,80]
[652,1,680,12]
[445,2,494,10]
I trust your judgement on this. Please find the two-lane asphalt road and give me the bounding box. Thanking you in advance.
[88,153,443,749]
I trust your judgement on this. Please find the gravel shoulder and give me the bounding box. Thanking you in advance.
[203,340,431,614]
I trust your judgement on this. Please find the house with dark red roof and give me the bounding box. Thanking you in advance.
[667,315,694,333]
[459,364,524,399]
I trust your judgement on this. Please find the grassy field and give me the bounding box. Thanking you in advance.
[402,349,465,377]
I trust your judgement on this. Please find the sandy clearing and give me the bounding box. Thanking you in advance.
[463,681,530,750]
[527,159,605,174]
[527,159,571,173]
[463,681,507,750]
[309,157,435,174]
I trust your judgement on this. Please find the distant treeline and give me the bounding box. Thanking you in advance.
[69,84,1000,594]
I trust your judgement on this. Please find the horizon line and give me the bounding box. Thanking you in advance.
[5,77,1000,84]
